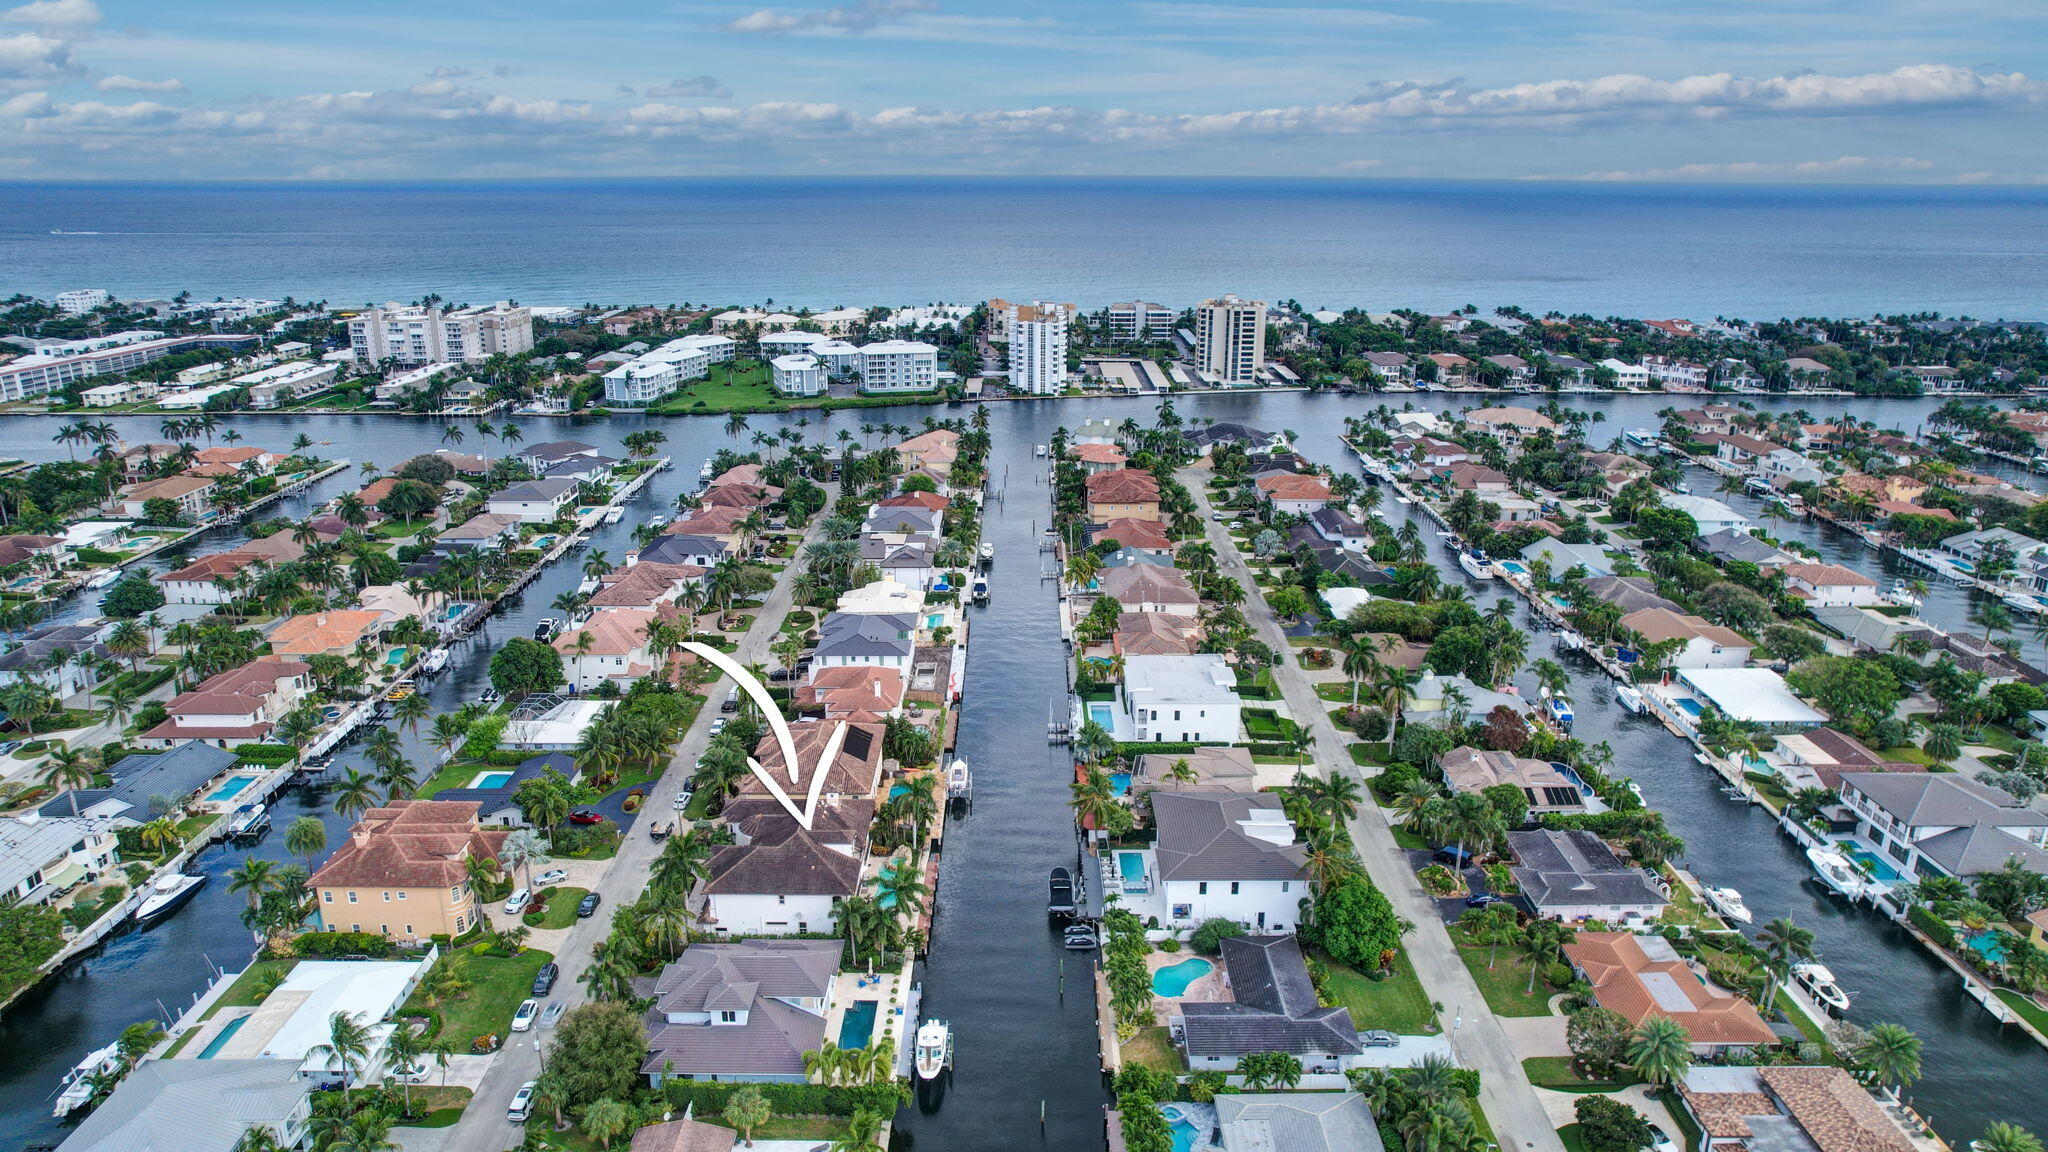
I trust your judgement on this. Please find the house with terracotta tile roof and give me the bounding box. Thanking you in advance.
[793,665,905,720]
[1254,472,1333,514]
[1678,1065,1924,1152]
[1875,500,1954,522]
[1618,607,1754,669]
[1097,565,1199,616]
[1113,611,1200,657]
[158,551,265,605]
[697,481,782,511]
[553,607,659,690]
[896,428,960,475]
[118,474,217,519]
[142,655,311,748]
[1565,932,1775,1054]
[738,719,886,805]
[876,490,948,513]
[1777,563,1880,607]
[587,561,707,609]
[1071,441,1128,475]
[711,463,763,486]
[309,799,508,941]
[1085,468,1162,522]
[1093,516,1173,555]
[1463,405,1556,452]
[1441,464,1512,494]
[268,610,391,659]
[192,445,278,473]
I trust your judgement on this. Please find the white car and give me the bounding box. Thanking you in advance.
[503,887,530,915]
[534,868,568,886]
[508,1081,537,1123]
[1648,1126,1677,1152]
[672,791,691,811]
[511,998,540,1032]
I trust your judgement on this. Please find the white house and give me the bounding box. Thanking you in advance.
[700,832,859,936]
[1119,653,1243,743]
[0,812,118,907]
[1835,773,2048,883]
[1599,358,1650,389]
[759,330,829,358]
[551,608,658,691]
[1663,493,1752,537]
[1777,562,1881,607]
[486,478,578,523]
[770,353,825,397]
[811,611,916,680]
[1150,791,1308,933]
[1618,607,1754,669]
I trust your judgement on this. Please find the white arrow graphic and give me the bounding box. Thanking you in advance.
[681,641,842,831]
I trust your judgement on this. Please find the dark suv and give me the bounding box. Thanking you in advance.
[531,962,559,996]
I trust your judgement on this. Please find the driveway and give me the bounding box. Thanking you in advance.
[1181,469,1566,1152]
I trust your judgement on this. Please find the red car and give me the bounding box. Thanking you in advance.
[567,809,603,826]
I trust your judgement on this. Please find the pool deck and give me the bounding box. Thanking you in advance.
[823,968,913,1067]
[1144,951,1230,1025]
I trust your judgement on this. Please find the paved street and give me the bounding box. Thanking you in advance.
[1180,469,1568,1152]
[438,490,835,1152]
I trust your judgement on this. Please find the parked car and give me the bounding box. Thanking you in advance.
[721,687,740,713]
[531,962,559,996]
[503,887,531,915]
[534,868,568,886]
[709,717,729,735]
[1432,846,1476,868]
[672,791,691,811]
[1464,893,1502,908]
[1210,512,1225,521]
[1362,1030,1399,1048]
[567,809,602,825]
[577,892,602,917]
[508,1081,537,1123]
[539,1001,566,1028]
[511,998,540,1033]
[1649,1126,1676,1152]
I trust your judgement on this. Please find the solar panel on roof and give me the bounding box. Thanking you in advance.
[843,726,874,759]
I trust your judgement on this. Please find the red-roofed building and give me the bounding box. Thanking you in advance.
[1071,442,1129,475]
[143,655,311,747]
[1085,469,1161,522]
[309,799,508,941]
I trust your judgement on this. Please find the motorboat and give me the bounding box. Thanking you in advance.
[533,618,558,640]
[51,1042,123,1118]
[226,802,269,839]
[1035,444,1048,458]
[1885,580,1923,608]
[1556,630,1586,652]
[136,872,207,925]
[420,648,450,675]
[1623,779,1644,805]
[697,460,714,480]
[603,505,624,524]
[1806,847,1871,902]
[2005,591,2047,616]
[946,758,972,801]
[914,1019,953,1081]
[84,567,123,590]
[1047,866,1077,917]
[1546,694,1574,728]
[970,576,989,603]
[1614,683,1646,714]
[1703,886,1752,925]
[384,679,415,702]
[1457,551,1492,581]
[1793,961,1851,1014]
[978,541,994,563]
[647,514,671,529]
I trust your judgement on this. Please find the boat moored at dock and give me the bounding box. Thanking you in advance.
[1794,961,1851,1014]
[1704,886,1752,924]
[914,1019,953,1081]
[1806,847,1872,902]
[135,872,206,926]
[50,1043,122,1118]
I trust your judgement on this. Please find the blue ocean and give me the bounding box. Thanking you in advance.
[2,177,2045,318]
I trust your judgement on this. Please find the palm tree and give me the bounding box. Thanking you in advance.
[1975,1123,2045,1152]
[40,746,100,816]
[1520,918,1575,994]
[498,828,551,891]
[306,1010,375,1089]
[1858,1022,1922,1093]
[332,768,379,819]
[284,815,327,869]
[875,855,929,917]
[1755,916,1815,1015]
[1627,1017,1692,1089]
[227,856,279,916]
[1069,765,1122,833]
[582,1098,632,1150]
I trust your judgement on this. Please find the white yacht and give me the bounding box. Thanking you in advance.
[1806,847,1870,902]
[978,541,994,563]
[84,568,123,590]
[1793,961,1851,1014]
[1884,580,1923,608]
[1614,683,1646,714]
[1623,779,1645,805]
[1035,444,1048,458]
[2005,591,2047,616]
[51,1042,123,1118]
[947,758,972,801]
[1704,886,1752,925]
[1457,551,1492,581]
[135,872,207,925]
[603,505,624,524]
[421,648,450,674]
[914,1019,953,1081]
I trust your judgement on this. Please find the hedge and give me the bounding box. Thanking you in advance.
[1112,741,1219,757]
[294,931,396,958]
[661,1080,906,1117]
[1909,904,1956,949]
[234,743,298,766]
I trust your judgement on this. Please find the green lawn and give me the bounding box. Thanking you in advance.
[705,1116,845,1141]
[394,1085,473,1128]
[523,887,587,929]
[1522,1056,1641,1093]
[1997,988,2048,1035]
[1454,939,1556,1017]
[403,947,555,1046]
[415,760,493,800]
[176,814,220,842]
[1878,745,1936,765]
[1971,725,2021,753]
[1317,948,1438,1034]
[1559,1123,1591,1152]
[1121,1025,1188,1076]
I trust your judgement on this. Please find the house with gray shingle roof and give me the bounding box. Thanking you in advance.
[640,939,839,1085]
[40,742,237,825]
[812,610,915,679]
[55,1059,311,1152]
[699,830,861,936]
[1173,935,1362,1071]
[1213,1092,1385,1152]
[1149,792,1307,933]
[1508,829,1668,923]
[1835,772,2048,881]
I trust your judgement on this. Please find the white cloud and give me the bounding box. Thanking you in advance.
[95,73,183,92]
[1133,2,1426,27]
[0,0,98,32]
[644,75,731,99]
[428,65,470,78]
[724,0,937,36]
[0,30,75,89]
[1572,156,1937,181]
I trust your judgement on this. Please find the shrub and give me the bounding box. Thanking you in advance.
[295,931,395,958]
[233,743,298,766]
[1909,903,1956,948]
[1157,937,1180,953]
[1190,917,1248,956]
[661,1080,907,1118]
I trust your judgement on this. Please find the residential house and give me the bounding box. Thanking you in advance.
[1426,352,1473,386]
[1910,364,1963,392]
[1173,935,1361,1072]
[1548,355,1595,388]
[0,533,69,571]
[1784,357,1835,390]
[1580,576,1682,616]
[1406,671,1539,728]
[1664,493,1753,536]
[119,475,217,520]
[1361,351,1412,385]
[1183,422,1287,456]
[1834,772,2048,881]
[1507,829,1669,922]
[1441,464,1512,494]
[1706,433,1779,470]
[1770,728,1925,792]
[640,533,737,570]
[435,512,523,551]
[1085,469,1162,522]
[738,720,886,808]
[486,478,578,523]
[1093,516,1174,555]
[1439,746,1590,815]
[1255,473,1334,514]
[1618,607,1754,669]
[0,812,118,906]
[1390,435,1468,470]
[53,1060,312,1152]
[157,552,263,604]
[629,1119,735,1152]
[1097,565,1200,615]
[639,939,839,1084]
[1643,356,1709,390]
[1308,507,1369,552]
[0,622,110,699]
[1072,442,1129,474]
[812,611,916,680]
[142,656,311,747]
[1694,529,1792,567]
[553,608,659,690]
[1485,354,1532,384]
[1150,792,1308,932]
[309,799,509,941]
[516,440,603,473]
[587,561,707,609]
[1520,539,1615,579]
[1599,358,1650,389]
[896,428,960,477]
[39,742,237,825]
[1677,1065,1925,1152]
[1118,653,1243,743]
[859,534,939,590]
[267,610,388,660]
[793,666,905,720]
[1114,611,1200,657]
[864,503,941,539]
[1777,563,1880,607]
[1207,1093,1383,1152]
[1565,932,1775,1054]
[699,831,860,936]
[1462,406,1556,452]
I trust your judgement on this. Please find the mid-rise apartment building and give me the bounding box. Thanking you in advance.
[771,353,826,397]
[347,302,534,366]
[0,331,256,402]
[55,289,110,315]
[1195,295,1267,386]
[1104,300,1176,342]
[1008,301,1069,394]
[599,334,735,406]
[857,340,939,393]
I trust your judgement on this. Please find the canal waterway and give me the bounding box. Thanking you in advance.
[1,393,2041,1152]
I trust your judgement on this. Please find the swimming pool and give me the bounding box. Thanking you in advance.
[1499,561,1528,576]
[1675,698,1705,718]
[837,999,879,1050]
[198,1015,249,1059]
[889,783,910,801]
[1836,841,1903,882]
[384,646,410,666]
[1965,930,2011,966]
[1169,1118,1201,1152]
[1151,957,1213,997]
[471,771,513,789]
[1086,702,1115,729]
[206,775,255,803]
[1110,772,1132,796]
[1160,1102,1212,1152]
[439,602,470,622]
[1117,850,1148,893]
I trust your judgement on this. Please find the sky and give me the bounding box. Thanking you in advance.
[0,0,2044,182]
